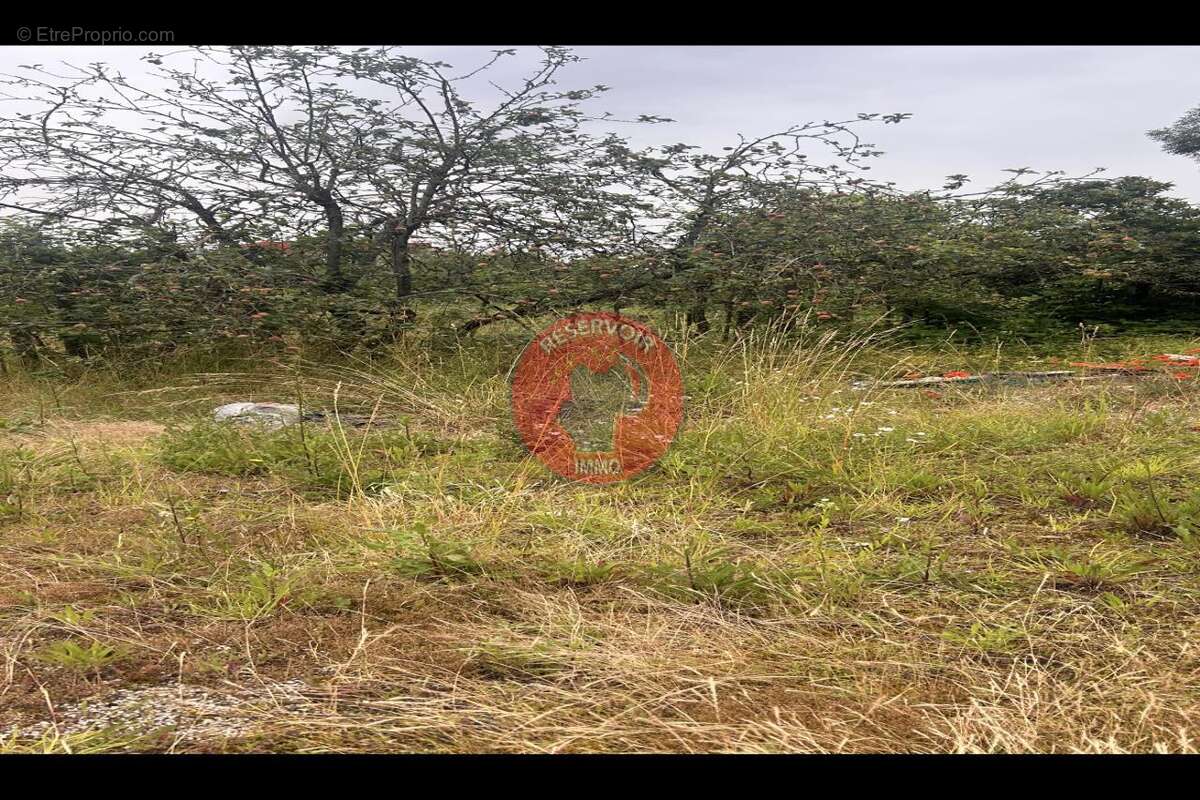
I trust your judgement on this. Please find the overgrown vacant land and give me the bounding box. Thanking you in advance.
[2,320,1199,753]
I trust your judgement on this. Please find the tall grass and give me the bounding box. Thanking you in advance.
[4,312,1200,752]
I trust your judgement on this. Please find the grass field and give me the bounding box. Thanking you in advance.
[2,316,1199,753]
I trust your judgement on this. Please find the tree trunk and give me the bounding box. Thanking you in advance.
[60,333,90,360]
[54,270,91,361]
[1129,281,1153,313]
[686,302,710,334]
[391,230,414,303]
[9,325,42,368]
[322,204,347,293]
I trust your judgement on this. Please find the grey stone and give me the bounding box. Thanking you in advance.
[213,402,387,430]
[213,402,302,429]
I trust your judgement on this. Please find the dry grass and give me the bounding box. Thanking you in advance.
[2,322,1199,753]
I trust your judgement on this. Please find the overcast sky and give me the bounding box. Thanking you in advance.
[3,45,1199,201]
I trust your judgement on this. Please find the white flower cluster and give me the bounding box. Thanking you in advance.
[849,427,929,444]
[821,406,855,421]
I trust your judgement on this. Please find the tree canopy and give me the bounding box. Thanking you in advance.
[2,46,1199,368]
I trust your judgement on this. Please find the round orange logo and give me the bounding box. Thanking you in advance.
[511,312,684,483]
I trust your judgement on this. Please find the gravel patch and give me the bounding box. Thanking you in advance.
[6,680,313,744]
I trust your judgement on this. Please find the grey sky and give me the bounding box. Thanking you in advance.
[4,45,1199,201]
[563,46,1200,201]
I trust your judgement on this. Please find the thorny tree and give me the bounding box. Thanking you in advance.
[621,113,912,332]
[324,46,662,311]
[456,112,914,333]
[0,46,666,324]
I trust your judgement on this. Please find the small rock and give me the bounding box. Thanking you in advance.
[213,402,388,430]
[213,402,301,430]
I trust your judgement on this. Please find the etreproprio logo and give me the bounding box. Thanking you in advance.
[511,312,684,484]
